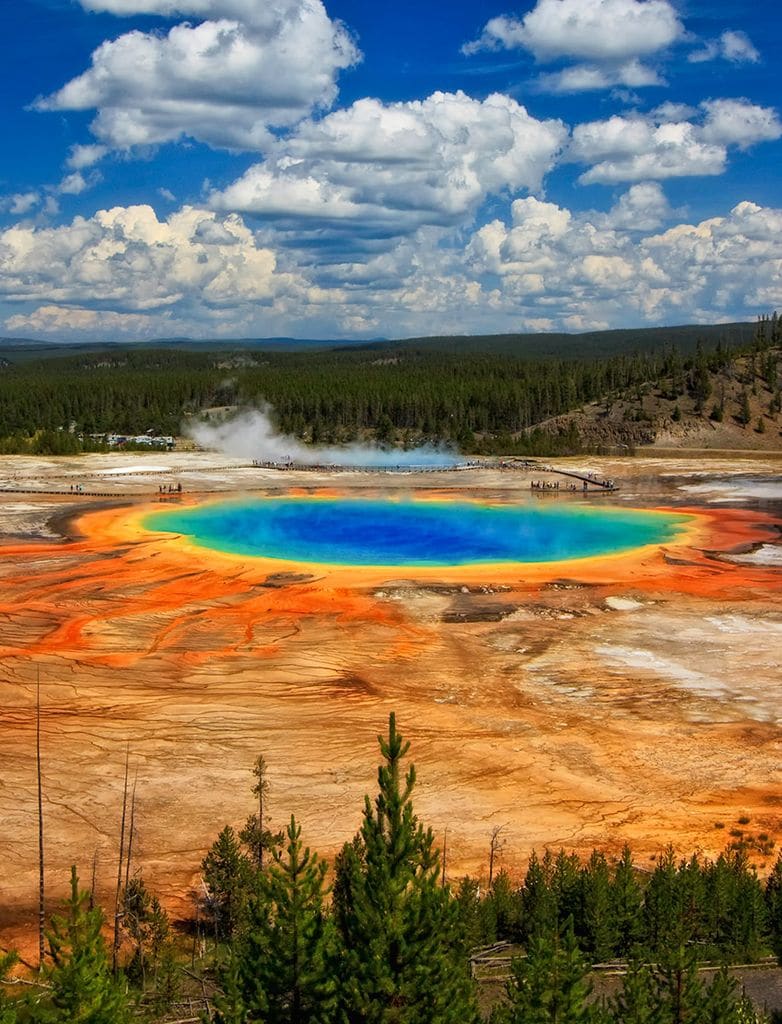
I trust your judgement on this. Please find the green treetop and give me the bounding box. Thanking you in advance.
[334,713,479,1024]
[28,866,130,1024]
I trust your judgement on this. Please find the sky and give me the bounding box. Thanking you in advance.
[0,0,781,341]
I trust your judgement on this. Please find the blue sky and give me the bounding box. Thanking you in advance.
[1,0,780,340]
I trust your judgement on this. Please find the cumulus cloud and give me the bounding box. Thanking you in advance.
[464,0,683,61]
[571,99,781,183]
[700,99,782,150]
[0,204,300,312]
[66,144,108,170]
[2,191,781,339]
[209,92,567,242]
[468,192,782,326]
[602,181,672,230]
[535,58,663,93]
[689,30,760,65]
[57,171,102,196]
[36,0,360,152]
[4,304,165,335]
[0,192,41,216]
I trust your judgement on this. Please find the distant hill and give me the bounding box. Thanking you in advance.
[0,321,757,364]
[375,322,758,359]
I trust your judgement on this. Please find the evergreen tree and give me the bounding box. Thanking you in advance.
[521,852,558,944]
[29,866,130,1024]
[611,845,643,957]
[239,754,283,870]
[0,952,18,1024]
[213,951,250,1024]
[644,848,680,953]
[552,851,582,936]
[488,871,522,942]
[502,920,594,1024]
[202,827,253,941]
[651,935,705,1024]
[334,713,478,1024]
[738,392,752,427]
[121,874,169,987]
[764,853,782,962]
[608,959,658,1024]
[581,852,616,964]
[454,877,494,949]
[702,966,742,1024]
[225,815,337,1023]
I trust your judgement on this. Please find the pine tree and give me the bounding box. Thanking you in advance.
[651,935,705,1024]
[611,845,643,957]
[581,852,616,964]
[608,958,658,1024]
[227,815,337,1023]
[121,874,169,986]
[0,951,18,1024]
[29,866,131,1024]
[702,966,741,1024]
[521,852,558,944]
[202,826,253,941]
[489,870,522,942]
[764,853,782,962]
[213,951,250,1024]
[644,848,680,954]
[552,851,582,936]
[455,877,494,949]
[502,919,594,1024]
[240,754,283,870]
[334,713,479,1024]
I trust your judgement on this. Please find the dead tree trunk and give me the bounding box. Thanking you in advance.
[112,745,130,975]
[488,825,505,887]
[36,668,45,970]
[441,827,448,888]
[124,769,138,892]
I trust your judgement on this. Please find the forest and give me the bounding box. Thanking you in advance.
[0,317,778,457]
[2,714,781,1023]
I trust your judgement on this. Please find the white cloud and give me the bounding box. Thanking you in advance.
[571,100,781,183]
[602,181,672,230]
[535,58,663,93]
[37,0,360,152]
[1,192,41,216]
[463,0,683,62]
[66,144,108,170]
[4,305,165,335]
[57,171,102,196]
[210,92,567,241]
[689,30,760,65]
[700,99,782,150]
[468,193,782,326]
[0,205,300,312]
[2,191,781,339]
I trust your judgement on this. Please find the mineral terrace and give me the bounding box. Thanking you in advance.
[1,451,781,950]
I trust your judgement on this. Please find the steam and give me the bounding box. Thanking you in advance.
[186,408,462,468]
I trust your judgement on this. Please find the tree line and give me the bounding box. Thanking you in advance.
[0,315,778,456]
[2,715,781,1022]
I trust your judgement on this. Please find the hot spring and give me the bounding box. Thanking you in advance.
[144,497,692,567]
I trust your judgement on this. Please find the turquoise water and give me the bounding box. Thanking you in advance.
[144,497,691,567]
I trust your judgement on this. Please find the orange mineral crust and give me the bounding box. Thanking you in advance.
[1,484,781,951]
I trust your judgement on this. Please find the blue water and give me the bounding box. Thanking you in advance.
[144,498,691,567]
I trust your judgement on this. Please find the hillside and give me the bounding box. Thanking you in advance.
[536,344,782,452]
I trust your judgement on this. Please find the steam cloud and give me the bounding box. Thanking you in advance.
[186,408,462,468]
